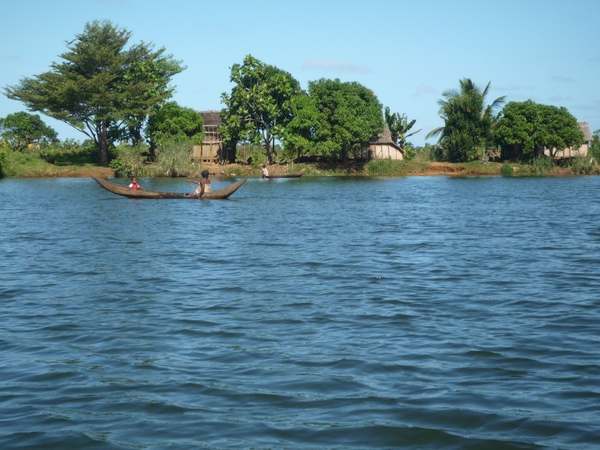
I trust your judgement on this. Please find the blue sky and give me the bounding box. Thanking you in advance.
[1,0,599,147]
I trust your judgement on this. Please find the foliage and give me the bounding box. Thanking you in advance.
[531,155,555,174]
[280,92,328,161]
[384,107,421,149]
[493,100,583,159]
[146,101,204,150]
[308,78,384,163]
[109,143,148,177]
[500,163,514,177]
[0,112,58,152]
[220,55,302,164]
[153,139,199,177]
[426,78,505,162]
[39,139,99,165]
[588,129,600,163]
[564,155,598,175]
[4,20,184,165]
[0,148,8,177]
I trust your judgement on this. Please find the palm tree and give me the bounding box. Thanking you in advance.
[426,78,505,162]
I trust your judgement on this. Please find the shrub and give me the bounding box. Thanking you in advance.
[531,156,555,174]
[500,163,513,177]
[566,155,599,175]
[109,143,147,177]
[0,149,8,177]
[154,139,199,177]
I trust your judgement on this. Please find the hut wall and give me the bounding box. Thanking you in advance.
[370,143,404,160]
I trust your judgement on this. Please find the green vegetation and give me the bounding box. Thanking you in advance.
[384,107,421,151]
[426,78,505,162]
[494,100,583,160]
[4,20,183,165]
[0,112,58,151]
[1,17,596,178]
[221,55,301,164]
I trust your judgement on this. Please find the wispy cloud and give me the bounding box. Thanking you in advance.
[412,84,436,97]
[301,59,371,73]
[550,76,575,83]
[587,57,600,64]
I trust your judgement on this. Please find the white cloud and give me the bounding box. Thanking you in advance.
[301,59,371,73]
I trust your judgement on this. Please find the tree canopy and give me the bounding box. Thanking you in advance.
[0,112,58,152]
[493,100,583,158]
[427,78,505,162]
[4,20,184,164]
[307,78,384,162]
[220,55,301,164]
[146,101,204,149]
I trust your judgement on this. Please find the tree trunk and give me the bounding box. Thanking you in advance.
[99,121,109,166]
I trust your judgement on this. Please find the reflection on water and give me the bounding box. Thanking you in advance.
[1,175,599,449]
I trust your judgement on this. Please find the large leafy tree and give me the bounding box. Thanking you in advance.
[426,78,505,162]
[146,101,204,148]
[493,100,583,159]
[4,20,183,165]
[308,78,384,162]
[220,55,302,164]
[384,107,421,149]
[0,112,58,151]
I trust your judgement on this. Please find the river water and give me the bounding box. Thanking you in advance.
[1,175,599,449]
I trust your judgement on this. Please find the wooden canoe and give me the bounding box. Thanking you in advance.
[265,169,305,179]
[92,176,247,199]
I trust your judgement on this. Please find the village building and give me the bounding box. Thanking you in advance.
[192,110,235,163]
[370,124,405,160]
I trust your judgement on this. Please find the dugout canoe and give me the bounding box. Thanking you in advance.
[265,169,305,178]
[92,176,247,199]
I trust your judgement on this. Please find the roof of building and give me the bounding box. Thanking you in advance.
[371,124,404,153]
[197,110,222,126]
[578,122,593,141]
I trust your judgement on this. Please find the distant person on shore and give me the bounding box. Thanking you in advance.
[187,170,211,197]
[262,164,269,179]
[128,177,144,190]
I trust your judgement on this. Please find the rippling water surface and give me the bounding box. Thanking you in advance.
[1,175,599,449]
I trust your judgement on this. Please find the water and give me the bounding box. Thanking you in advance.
[1,175,599,449]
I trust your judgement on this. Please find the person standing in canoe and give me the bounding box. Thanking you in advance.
[261,164,269,179]
[128,177,144,190]
[187,170,211,197]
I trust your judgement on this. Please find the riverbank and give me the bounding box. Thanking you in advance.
[4,159,598,178]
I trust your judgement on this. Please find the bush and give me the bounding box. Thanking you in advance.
[0,149,8,177]
[500,163,514,177]
[109,143,148,177]
[531,156,555,174]
[565,155,599,175]
[39,139,99,165]
[154,139,200,177]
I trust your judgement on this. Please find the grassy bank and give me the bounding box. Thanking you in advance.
[2,145,599,179]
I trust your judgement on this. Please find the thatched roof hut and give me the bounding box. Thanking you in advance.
[370,124,405,160]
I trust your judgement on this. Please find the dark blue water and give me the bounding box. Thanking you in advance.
[1,175,599,449]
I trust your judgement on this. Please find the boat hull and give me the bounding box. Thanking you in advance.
[92,176,247,199]
[265,170,305,179]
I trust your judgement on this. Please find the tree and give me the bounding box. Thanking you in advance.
[146,101,204,149]
[220,55,302,164]
[0,112,58,151]
[384,107,421,149]
[4,20,183,165]
[426,78,505,162]
[280,92,329,160]
[493,100,583,159]
[308,78,384,162]
[590,129,600,163]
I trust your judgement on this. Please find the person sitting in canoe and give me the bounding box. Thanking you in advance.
[261,164,269,179]
[187,170,211,197]
[128,177,144,190]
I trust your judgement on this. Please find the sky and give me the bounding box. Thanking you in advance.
[1,0,599,147]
